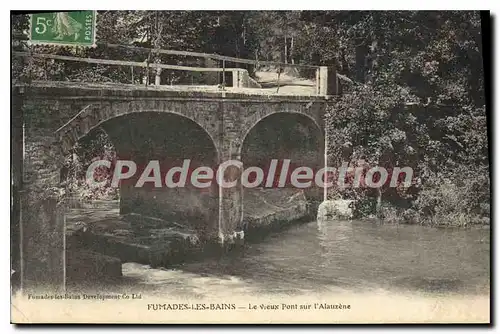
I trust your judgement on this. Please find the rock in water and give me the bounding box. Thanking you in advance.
[317,200,355,220]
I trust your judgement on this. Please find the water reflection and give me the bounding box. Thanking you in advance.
[123,219,488,297]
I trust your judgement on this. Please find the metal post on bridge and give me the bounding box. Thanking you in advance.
[317,66,339,96]
[315,68,319,94]
[222,60,226,90]
[318,66,328,96]
[155,68,162,86]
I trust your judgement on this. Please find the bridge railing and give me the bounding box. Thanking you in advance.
[12,41,340,96]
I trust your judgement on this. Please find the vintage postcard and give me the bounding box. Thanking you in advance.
[10,10,490,324]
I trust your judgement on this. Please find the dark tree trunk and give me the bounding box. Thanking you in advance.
[355,37,370,83]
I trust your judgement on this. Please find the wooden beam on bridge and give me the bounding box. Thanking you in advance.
[12,51,237,73]
[12,35,319,69]
[102,43,320,69]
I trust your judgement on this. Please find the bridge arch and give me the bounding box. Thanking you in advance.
[59,107,221,237]
[240,111,325,199]
[239,110,324,154]
[56,102,221,159]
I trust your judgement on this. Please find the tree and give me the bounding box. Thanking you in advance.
[320,11,488,224]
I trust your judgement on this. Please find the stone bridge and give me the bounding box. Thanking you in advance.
[12,81,328,289]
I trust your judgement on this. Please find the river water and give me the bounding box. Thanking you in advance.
[104,219,490,298]
[60,208,491,322]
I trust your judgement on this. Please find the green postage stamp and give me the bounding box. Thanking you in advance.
[29,11,97,47]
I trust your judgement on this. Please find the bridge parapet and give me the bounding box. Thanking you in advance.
[13,42,341,97]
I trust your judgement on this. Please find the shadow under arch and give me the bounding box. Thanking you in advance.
[63,111,220,238]
[58,106,220,160]
[240,112,325,220]
[239,111,324,154]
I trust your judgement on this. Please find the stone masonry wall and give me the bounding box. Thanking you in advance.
[16,86,90,292]
[16,82,327,276]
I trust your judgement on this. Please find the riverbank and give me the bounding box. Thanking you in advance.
[371,204,491,229]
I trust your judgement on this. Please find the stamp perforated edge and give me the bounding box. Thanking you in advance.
[27,11,98,48]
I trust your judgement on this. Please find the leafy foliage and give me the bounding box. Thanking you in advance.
[319,11,489,224]
[61,129,118,201]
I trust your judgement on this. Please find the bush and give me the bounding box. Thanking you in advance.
[62,128,119,202]
[411,166,490,227]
